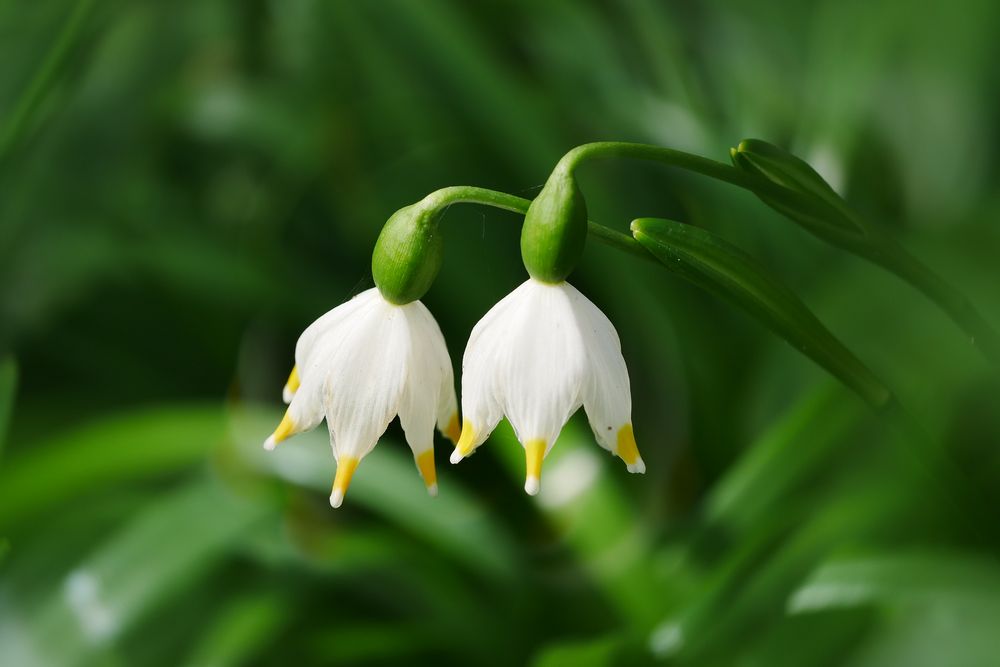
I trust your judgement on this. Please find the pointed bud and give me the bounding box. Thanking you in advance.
[371,200,444,305]
[731,139,862,239]
[520,165,588,283]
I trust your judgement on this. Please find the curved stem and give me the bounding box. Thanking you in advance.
[558,142,1000,366]
[410,186,903,416]
[416,186,649,259]
[419,186,531,216]
[561,141,748,186]
[558,142,832,219]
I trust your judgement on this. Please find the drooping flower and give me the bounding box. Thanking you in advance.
[450,278,644,495]
[264,287,460,508]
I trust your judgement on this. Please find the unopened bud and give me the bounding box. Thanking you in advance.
[371,200,444,304]
[520,166,588,283]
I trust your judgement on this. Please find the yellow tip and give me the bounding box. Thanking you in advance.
[524,439,546,495]
[267,412,296,449]
[283,366,301,397]
[456,421,477,457]
[330,456,360,508]
[616,424,646,474]
[286,365,301,392]
[444,413,461,445]
[416,449,437,490]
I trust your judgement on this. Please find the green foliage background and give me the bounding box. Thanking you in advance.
[2,1,999,665]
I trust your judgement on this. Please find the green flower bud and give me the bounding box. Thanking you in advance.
[731,139,861,237]
[520,166,588,283]
[371,200,444,304]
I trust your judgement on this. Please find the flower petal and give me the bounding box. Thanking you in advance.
[571,287,644,473]
[497,280,587,447]
[454,286,520,461]
[295,289,377,376]
[277,289,384,439]
[397,300,453,494]
[320,293,410,463]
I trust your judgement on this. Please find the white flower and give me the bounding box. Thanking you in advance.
[451,279,644,495]
[264,287,460,508]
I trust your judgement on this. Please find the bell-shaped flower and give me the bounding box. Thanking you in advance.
[264,287,460,508]
[451,279,644,495]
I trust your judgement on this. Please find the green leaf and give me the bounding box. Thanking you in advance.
[0,478,271,667]
[531,633,633,667]
[184,592,290,667]
[0,405,225,527]
[789,550,1000,613]
[730,138,862,239]
[789,551,1000,667]
[731,140,1000,366]
[702,385,866,535]
[630,217,893,411]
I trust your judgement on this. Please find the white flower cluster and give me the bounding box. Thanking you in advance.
[264,279,643,508]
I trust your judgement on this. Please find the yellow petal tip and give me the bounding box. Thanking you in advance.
[330,456,359,508]
[525,439,546,495]
[616,424,644,473]
[266,412,296,450]
[444,413,462,445]
[416,449,437,490]
[452,421,477,462]
[282,366,300,404]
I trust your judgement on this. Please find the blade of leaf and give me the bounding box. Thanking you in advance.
[788,550,1000,667]
[183,592,290,667]
[630,217,893,411]
[0,405,226,527]
[0,477,271,667]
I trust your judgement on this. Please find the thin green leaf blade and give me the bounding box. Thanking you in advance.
[631,217,892,410]
[0,405,225,527]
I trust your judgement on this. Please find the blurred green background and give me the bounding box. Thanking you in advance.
[1,1,999,665]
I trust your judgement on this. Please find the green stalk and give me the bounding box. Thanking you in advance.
[404,186,897,414]
[415,185,646,259]
[557,142,1000,365]
[558,142,837,224]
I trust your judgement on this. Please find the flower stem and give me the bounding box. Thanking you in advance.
[414,185,902,415]
[557,142,1000,366]
[417,186,649,260]
[561,142,746,185]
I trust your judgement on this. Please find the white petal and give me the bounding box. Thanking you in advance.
[397,300,452,457]
[309,292,410,461]
[282,289,382,431]
[496,280,587,447]
[425,309,458,439]
[571,286,632,451]
[460,280,587,452]
[457,287,520,453]
[294,288,378,376]
[570,286,644,473]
